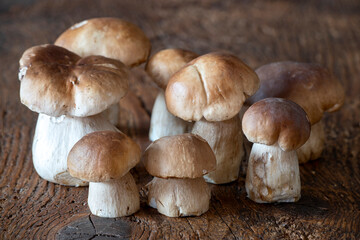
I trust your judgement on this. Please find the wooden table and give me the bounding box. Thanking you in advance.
[1,0,359,239]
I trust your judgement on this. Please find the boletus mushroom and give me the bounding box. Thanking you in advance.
[18,44,132,186]
[145,49,198,141]
[55,17,151,125]
[247,61,345,163]
[67,131,141,218]
[143,134,216,217]
[165,52,259,184]
[242,98,311,203]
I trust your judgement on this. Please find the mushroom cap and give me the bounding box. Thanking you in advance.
[143,133,216,179]
[242,98,311,151]
[145,49,198,90]
[165,52,260,122]
[19,44,131,117]
[67,131,141,182]
[55,17,151,67]
[247,61,345,124]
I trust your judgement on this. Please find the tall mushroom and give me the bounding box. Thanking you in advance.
[143,134,216,217]
[242,98,311,203]
[18,44,132,186]
[165,52,259,184]
[55,17,152,125]
[67,131,141,217]
[145,49,198,141]
[247,61,345,163]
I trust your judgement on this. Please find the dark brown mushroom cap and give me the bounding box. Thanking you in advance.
[67,131,141,182]
[247,61,345,124]
[19,44,131,117]
[242,98,311,151]
[143,133,216,179]
[145,49,198,90]
[55,17,151,67]
[165,52,260,122]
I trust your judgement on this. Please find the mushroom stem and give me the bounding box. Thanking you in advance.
[32,112,117,186]
[88,173,139,218]
[191,115,243,184]
[297,120,325,163]
[246,143,301,203]
[147,177,210,217]
[149,90,192,141]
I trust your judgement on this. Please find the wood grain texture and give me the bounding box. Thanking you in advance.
[0,0,359,239]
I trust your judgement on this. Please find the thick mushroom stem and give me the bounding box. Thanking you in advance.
[103,103,120,126]
[297,120,325,164]
[88,173,139,218]
[191,115,243,184]
[246,143,301,203]
[147,177,211,217]
[32,112,117,186]
[149,90,192,141]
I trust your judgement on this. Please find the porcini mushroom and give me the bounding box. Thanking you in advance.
[145,49,198,141]
[19,44,132,186]
[55,17,152,125]
[242,98,311,203]
[247,61,345,163]
[143,134,216,217]
[55,17,151,67]
[165,52,259,184]
[68,131,141,217]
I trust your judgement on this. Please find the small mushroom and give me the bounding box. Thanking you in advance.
[55,17,152,125]
[242,98,311,203]
[67,131,141,218]
[247,61,345,163]
[165,52,259,184]
[19,44,132,186]
[145,49,198,141]
[143,134,216,217]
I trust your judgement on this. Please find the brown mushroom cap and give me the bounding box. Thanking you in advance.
[55,17,151,67]
[242,98,311,151]
[143,133,216,178]
[67,131,141,182]
[19,44,131,117]
[165,52,260,122]
[145,49,198,90]
[247,61,345,124]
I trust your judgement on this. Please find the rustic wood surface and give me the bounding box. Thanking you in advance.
[1,0,359,239]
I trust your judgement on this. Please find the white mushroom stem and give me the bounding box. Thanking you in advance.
[297,120,325,164]
[32,112,118,186]
[191,115,243,184]
[147,177,211,217]
[88,172,140,218]
[245,143,301,203]
[149,90,192,141]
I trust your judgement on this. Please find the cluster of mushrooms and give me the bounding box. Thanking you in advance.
[18,17,345,218]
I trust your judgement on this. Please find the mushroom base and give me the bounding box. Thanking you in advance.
[88,173,140,218]
[192,116,243,184]
[149,91,192,141]
[246,143,301,203]
[297,121,325,164]
[147,177,211,217]
[32,113,117,186]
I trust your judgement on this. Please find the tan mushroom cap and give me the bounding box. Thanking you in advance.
[247,61,345,125]
[55,17,151,67]
[19,44,131,117]
[143,133,216,178]
[242,98,311,152]
[145,49,198,90]
[165,52,260,122]
[67,131,141,182]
